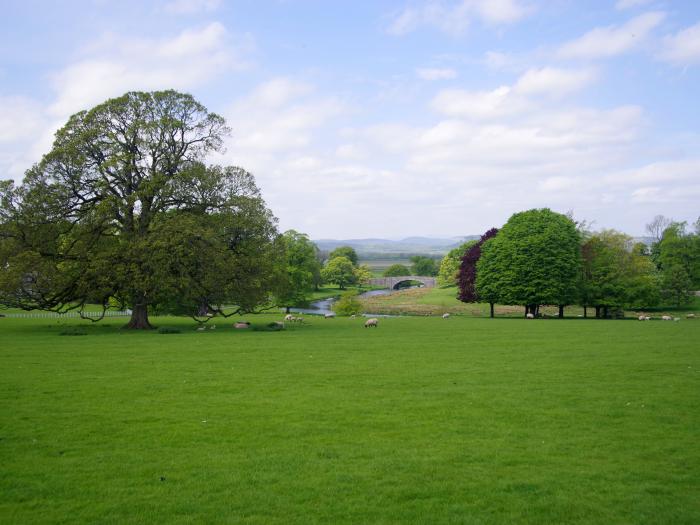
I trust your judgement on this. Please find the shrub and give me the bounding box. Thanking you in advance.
[333,291,363,316]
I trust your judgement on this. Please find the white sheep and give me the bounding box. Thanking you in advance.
[196,326,206,331]
[687,313,696,319]
[324,313,335,319]
[661,315,672,321]
[442,313,450,319]
[364,318,378,328]
[234,321,250,329]
[284,314,295,322]
[638,315,646,321]
[674,317,680,322]
[210,325,216,330]
[526,313,534,319]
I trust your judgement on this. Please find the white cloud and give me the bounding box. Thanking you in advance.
[615,0,653,10]
[0,96,44,143]
[48,22,242,118]
[430,66,595,120]
[416,67,458,80]
[223,77,345,167]
[162,0,222,15]
[558,11,665,59]
[631,186,663,202]
[431,86,529,119]
[387,0,532,36]
[658,22,700,66]
[513,67,596,96]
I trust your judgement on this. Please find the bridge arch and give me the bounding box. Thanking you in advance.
[368,275,437,289]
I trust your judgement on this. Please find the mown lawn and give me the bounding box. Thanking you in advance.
[1,315,699,524]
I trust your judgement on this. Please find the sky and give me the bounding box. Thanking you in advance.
[1,0,699,239]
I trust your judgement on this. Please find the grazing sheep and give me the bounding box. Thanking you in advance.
[324,313,335,319]
[350,315,356,319]
[661,315,672,321]
[196,326,206,331]
[526,313,535,319]
[294,316,304,323]
[364,318,378,328]
[442,313,450,319]
[284,314,295,322]
[687,313,696,318]
[210,325,216,330]
[234,322,250,329]
[638,315,646,321]
[674,317,680,322]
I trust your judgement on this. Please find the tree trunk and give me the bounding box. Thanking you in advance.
[583,305,587,318]
[489,302,494,318]
[525,305,529,317]
[285,306,290,314]
[124,303,153,330]
[558,305,564,319]
[595,305,601,318]
[603,306,609,319]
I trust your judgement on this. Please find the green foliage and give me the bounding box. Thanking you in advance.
[353,264,373,288]
[276,230,321,309]
[383,264,411,277]
[476,208,581,307]
[438,240,477,286]
[580,230,660,310]
[661,264,694,307]
[321,256,357,289]
[410,255,438,276]
[0,91,284,329]
[332,290,363,316]
[329,246,358,266]
[656,223,700,300]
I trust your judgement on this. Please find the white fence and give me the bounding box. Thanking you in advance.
[1,310,132,319]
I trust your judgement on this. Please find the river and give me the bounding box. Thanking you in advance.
[288,287,418,317]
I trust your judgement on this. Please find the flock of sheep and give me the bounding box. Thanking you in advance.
[205,310,695,331]
[284,312,380,328]
[638,313,695,321]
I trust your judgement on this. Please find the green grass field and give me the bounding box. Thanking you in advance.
[1,314,699,524]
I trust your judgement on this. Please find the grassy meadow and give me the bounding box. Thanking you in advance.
[1,313,699,524]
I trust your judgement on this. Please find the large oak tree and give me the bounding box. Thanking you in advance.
[0,90,283,328]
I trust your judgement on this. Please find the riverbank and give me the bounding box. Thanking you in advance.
[358,286,700,317]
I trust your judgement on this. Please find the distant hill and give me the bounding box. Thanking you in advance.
[314,236,480,256]
[314,234,655,257]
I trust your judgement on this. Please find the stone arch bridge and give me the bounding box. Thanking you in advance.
[369,275,436,290]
